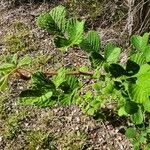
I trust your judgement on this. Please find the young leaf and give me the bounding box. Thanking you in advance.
[135,64,150,76]
[104,43,121,63]
[124,101,139,114]
[54,18,85,49]
[52,68,66,88]
[32,72,56,90]
[125,128,136,139]
[118,106,127,116]
[131,106,143,124]
[19,72,57,107]
[19,90,53,107]
[143,99,150,112]
[58,89,77,105]
[80,31,100,53]
[131,33,149,52]
[18,55,32,67]
[59,76,79,93]
[130,53,146,66]
[125,60,140,76]
[0,75,9,92]
[108,64,125,78]
[64,76,79,91]
[0,63,15,72]
[102,82,114,94]
[87,108,95,116]
[36,5,66,34]
[128,77,150,104]
[128,72,150,103]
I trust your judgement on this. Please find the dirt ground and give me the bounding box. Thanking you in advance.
[0,1,133,149]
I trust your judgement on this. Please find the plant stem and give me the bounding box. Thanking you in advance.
[15,68,94,80]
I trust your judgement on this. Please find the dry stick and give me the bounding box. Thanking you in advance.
[16,68,94,80]
[138,8,150,34]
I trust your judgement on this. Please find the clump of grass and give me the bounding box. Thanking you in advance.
[33,53,52,68]
[3,110,27,139]
[0,96,7,120]
[26,131,56,150]
[3,115,20,139]
[57,131,87,150]
[65,0,104,19]
[3,21,38,53]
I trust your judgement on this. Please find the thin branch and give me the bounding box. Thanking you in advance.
[15,68,94,80]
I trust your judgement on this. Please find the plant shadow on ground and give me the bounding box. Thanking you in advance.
[93,108,128,133]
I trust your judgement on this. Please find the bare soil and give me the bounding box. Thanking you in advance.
[0,1,133,150]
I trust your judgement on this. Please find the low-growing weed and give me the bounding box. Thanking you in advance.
[3,21,37,53]
[3,110,27,139]
[26,131,50,150]
[56,131,87,150]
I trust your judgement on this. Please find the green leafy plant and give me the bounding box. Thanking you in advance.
[37,5,85,51]
[19,69,79,107]
[0,5,150,149]
[0,54,32,91]
[125,125,150,150]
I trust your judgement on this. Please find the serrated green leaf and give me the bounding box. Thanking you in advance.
[92,67,101,79]
[19,90,53,107]
[118,106,127,116]
[84,91,92,99]
[104,43,121,63]
[53,37,70,50]
[124,101,139,114]
[80,31,100,53]
[109,64,125,78]
[143,99,150,112]
[65,76,79,91]
[0,63,15,72]
[54,18,85,50]
[125,128,136,139]
[131,33,149,52]
[19,71,58,107]
[135,64,150,76]
[36,5,66,35]
[0,75,9,92]
[89,52,105,68]
[128,76,150,104]
[87,108,95,116]
[125,60,140,76]
[129,83,149,103]
[32,72,56,90]
[58,89,76,105]
[102,82,114,94]
[59,76,79,93]
[18,55,32,67]
[90,100,101,109]
[79,66,89,72]
[130,53,146,66]
[52,68,66,88]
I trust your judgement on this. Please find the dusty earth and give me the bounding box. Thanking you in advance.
[0,1,133,150]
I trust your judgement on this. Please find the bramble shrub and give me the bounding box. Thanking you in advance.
[0,5,150,149]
